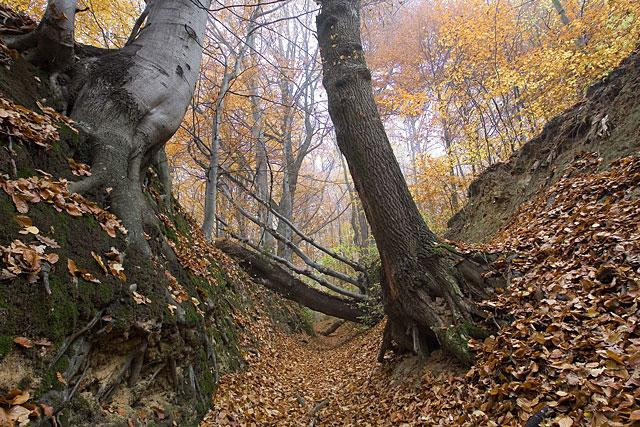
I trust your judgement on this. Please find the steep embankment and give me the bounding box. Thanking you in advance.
[447,48,640,243]
[0,7,309,426]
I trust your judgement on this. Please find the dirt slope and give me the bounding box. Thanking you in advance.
[447,48,640,243]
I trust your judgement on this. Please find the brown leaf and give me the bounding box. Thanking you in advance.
[56,372,67,385]
[67,258,79,276]
[45,253,59,264]
[91,251,108,275]
[0,407,8,425]
[32,338,53,347]
[65,203,83,217]
[35,234,60,248]
[10,390,30,405]
[13,337,33,348]
[557,416,573,427]
[14,215,32,227]
[7,405,30,424]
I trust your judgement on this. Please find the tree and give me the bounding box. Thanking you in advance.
[317,0,493,364]
[8,0,212,256]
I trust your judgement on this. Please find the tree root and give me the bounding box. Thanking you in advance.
[40,262,52,295]
[436,322,490,367]
[96,353,135,403]
[50,310,103,368]
[67,173,105,196]
[54,352,90,415]
[128,339,148,387]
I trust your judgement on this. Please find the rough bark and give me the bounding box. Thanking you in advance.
[317,0,494,364]
[216,240,366,323]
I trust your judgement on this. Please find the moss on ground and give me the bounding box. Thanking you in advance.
[0,335,12,360]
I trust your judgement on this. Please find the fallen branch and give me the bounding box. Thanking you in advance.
[220,166,366,273]
[219,188,364,290]
[218,218,364,300]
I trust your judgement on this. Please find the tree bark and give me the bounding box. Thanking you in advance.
[65,0,212,255]
[317,0,492,364]
[216,240,366,323]
[5,0,77,71]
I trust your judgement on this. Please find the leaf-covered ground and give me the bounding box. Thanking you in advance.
[203,154,640,426]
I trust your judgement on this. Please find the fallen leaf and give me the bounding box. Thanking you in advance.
[67,258,79,276]
[557,416,573,427]
[13,337,33,348]
[91,251,108,274]
[14,215,32,227]
[56,372,67,385]
[10,391,30,405]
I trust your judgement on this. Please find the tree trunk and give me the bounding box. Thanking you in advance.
[216,240,366,323]
[64,0,212,255]
[317,0,492,364]
[5,0,77,71]
[202,129,220,241]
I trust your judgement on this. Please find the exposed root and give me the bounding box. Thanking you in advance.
[379,249,500,365]
[128,339,148,387]
[3,30,38,51]
[67,173,105,195]
[50,310,103,368]
[40,261,52,295]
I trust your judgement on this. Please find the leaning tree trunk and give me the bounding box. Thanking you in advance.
[317,0,493,365]
[60,0,211,255]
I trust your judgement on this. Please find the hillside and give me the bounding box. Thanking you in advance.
[0,9,309,425]
[447,48,640,243]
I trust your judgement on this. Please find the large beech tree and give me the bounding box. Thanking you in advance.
[317,0,495,364]
[7,0,211,255]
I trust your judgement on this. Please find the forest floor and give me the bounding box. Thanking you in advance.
[203,154,640,427]
[202,319,462,426]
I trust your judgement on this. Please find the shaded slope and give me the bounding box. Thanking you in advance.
[447,48,640,243]
[0,11,310,425]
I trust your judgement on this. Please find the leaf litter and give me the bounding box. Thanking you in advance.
[202,154,640,426]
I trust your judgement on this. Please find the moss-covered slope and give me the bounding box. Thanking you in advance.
[0,25,309,427]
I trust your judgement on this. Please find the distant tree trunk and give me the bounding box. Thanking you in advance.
[201,126,220,241]
[201,6,262,241]
[551,0,571,26]
[246,32,275,252]
[317,0,493,364]
[276,125,294,261]
[443,122,460,213]
[10,0,212,255]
